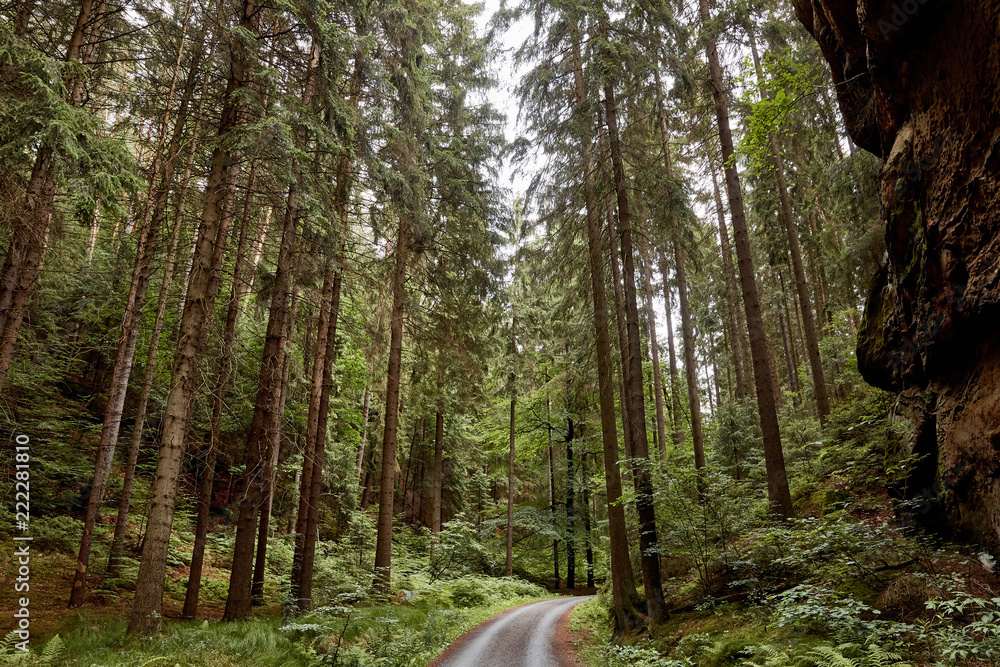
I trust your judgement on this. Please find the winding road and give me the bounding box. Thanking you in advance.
[431,596,592,667]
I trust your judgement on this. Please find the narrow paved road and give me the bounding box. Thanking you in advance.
[432,596,592,667]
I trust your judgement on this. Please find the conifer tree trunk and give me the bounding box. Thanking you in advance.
[672,235,705,473]
[252,311,294,605]
[603,75,667,621]
[581,453,595,588]
[107,34,217,575]
[70,33,200,606]
[127,0,259,636]
[415,443,426,526]
[373,213,409,595]
[14,0,34,36]
[654,97,705,471]
[401,419,421,520]
[565,417,575,590]
[598,129,633,462]
[747,29,829,423]
[357,387,371,480]
[183,162,262,617]
[546,398,560,589]
[291,36,361,610]
[506,315,516,577]
[709,329,723,408]
[110,62,214,576]
[296,124,356,609]
[106,202,185,579]
[639,239,668,458]
[223,183,300,622]
[708,165,747,401]
[778,271,804,407]
[298,271,340,609]
[570,26,637,630]
[699,0,793,518]
[778,307,802,407]
[430,410,444,536]
[289,268,332,605]
[657,252,684,448]
[224,31,320,614]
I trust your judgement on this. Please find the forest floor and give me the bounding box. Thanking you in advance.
[0,551,254,643]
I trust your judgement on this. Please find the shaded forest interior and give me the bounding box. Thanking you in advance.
[2,0,1000,664]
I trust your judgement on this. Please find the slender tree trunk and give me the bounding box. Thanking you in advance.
[127,0,258,636]
[709,328,723,409]
[288,269,331,605]
[224,31,319,613]
[778,307,801,407]
[430,410,444,536]
[654,95,706,472]
[700,0,793,518]
[599,130,633,463]
[603,76,667,621]
[415,442,426,526]
[708,165,747,401]
[70,34,200,606]
[570,27,637,630]
[223,179,300,621]
[639,239,668,458]
[356,387,371,480]
[292,37,358,611]
[778,271,804,405]
[183,164,262,617]
[581,453,595,589]
[657,252,684,449]
[297,153,353,610]
[672,235,705,473]
[506,310,517,576]
[361,470,372,510]
[401,418,422,521]
[565,418,575,590]
[86,207,100,265]
[747,30,829,423]
[106,191,186,579]
[373,213,409,595]
[252,310,294,605]
[546,398,560,590]
[159,72,221,599]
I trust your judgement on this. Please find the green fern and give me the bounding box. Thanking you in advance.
[742,643,794,667]
[0,632,65,665]
[808,644,862,667]
[38,635,63,665]
[861,643,909,667]
[742,641,911,667]
[0,630,29,664]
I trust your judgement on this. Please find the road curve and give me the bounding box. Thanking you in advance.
[430,596,592,667]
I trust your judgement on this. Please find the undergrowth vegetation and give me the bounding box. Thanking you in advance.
[0,569,548,666]
[569,386,1000,666]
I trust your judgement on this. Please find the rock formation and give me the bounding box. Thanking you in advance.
[795,0,1000,545]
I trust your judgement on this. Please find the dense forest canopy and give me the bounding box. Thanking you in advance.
[2,0,999,663]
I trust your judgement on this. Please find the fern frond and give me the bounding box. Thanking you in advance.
[39,634,64,664]
[860,642,910,667]
[809,644,862,667]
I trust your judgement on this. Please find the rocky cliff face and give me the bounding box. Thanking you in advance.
[794,0,1000,545]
